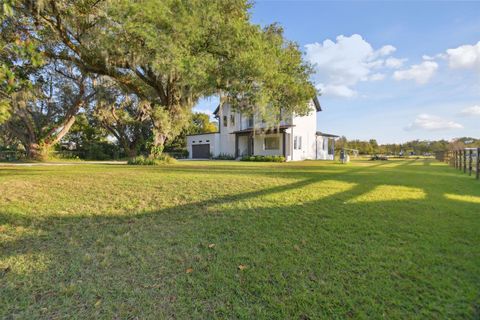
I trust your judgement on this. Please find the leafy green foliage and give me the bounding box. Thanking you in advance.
[213,153,235,160]
[165,112,218,151]
[241,155,285,162]
[0,99,10,123]
[127,154,177,165]
[6,0,316,154]
[0,3,46,123]
[95,88,152,158]
[0,60,93,160]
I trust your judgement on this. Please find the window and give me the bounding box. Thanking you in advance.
[223,115,228,127]
[264,137,280,150]
[294,136,302,150]
[230,114,235,126]
[248,116,254,127]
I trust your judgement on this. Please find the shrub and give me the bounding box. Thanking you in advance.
[240,155,285,162]
[127,154,177,165]
[127,156,148,165]
[164,149,188,159]
[156,154,177,164]
[370,155,389,161]
[213,153,235,160]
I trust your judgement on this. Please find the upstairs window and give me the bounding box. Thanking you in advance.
[223,115,228,127]
[264,137,280,150]
[294,136,302,150]
[230,114,235,126]
[248,116,254,127]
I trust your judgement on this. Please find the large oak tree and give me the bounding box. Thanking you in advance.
[2,0,316,158]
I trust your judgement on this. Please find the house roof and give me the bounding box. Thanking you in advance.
[212,96,322,116]
[316,132,339,138]
[312,96,322,112]
[185,132,219,137]
[231,125,295,135]
[213,104,220,116]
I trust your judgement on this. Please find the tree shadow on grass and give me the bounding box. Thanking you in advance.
[1,159,479,319]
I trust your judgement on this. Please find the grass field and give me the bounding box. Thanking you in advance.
[1,159,479,319]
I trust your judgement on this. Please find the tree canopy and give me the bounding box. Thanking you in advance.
[0,0,317,159]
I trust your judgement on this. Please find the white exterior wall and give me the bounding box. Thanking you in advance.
[186,133,220,158]
[217,104,239,157]
[252,134,284,156]
[186,100,327,161]
[290,102,318,161]
[316,136,335,160]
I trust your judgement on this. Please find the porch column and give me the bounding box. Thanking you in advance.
[331,139,335,159]
[282,131,286,158]
[235,134,239,158]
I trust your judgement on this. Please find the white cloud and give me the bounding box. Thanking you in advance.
[460,105,480,116]
[369,73,386,81]
[385,57,407,69]
[375,45,397,57]
[446,41,480,71]
[305,34,404,98]
[317,84,357,98]
[406,114,463,131]
[393,61,438,84]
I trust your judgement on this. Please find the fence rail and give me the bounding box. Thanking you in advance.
[436,148,479,180]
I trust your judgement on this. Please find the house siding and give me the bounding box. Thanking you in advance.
[186,99,331,161]
[253,133,284,157]
[217,104,237,157]
[291,101,317,161]
[186,133,220,158]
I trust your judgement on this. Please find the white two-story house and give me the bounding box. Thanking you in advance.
[186,97,338,161]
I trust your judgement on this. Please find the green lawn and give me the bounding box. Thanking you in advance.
[1,159,479,319]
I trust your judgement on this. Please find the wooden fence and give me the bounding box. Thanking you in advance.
[437,148,480,180]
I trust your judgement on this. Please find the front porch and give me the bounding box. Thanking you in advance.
[233,126,291,159]
[316,132,338,160]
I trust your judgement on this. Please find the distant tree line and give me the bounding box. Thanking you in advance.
[335,137,480,156]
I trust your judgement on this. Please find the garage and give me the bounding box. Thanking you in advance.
[192,144,210,159]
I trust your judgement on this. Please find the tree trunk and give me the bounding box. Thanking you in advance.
[151,129,166,158]
[125,145,138,159]
[26,142,50,161]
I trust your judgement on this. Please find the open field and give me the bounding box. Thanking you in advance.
[1,159,479,319]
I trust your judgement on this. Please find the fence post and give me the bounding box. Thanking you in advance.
[463,150,467,173]
[477,148,480,180]
[455,150,460,170]
[459,150,463,171]
[458,150,461,169]
[469,149,473,176]
[454,151,458,168]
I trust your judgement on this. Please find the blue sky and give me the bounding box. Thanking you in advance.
[194,1,480,143]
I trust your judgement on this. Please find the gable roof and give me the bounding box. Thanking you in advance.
[213,96,321,116]
[312,96,322,112]
[316,132,339,138]
[213,104,220,117]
